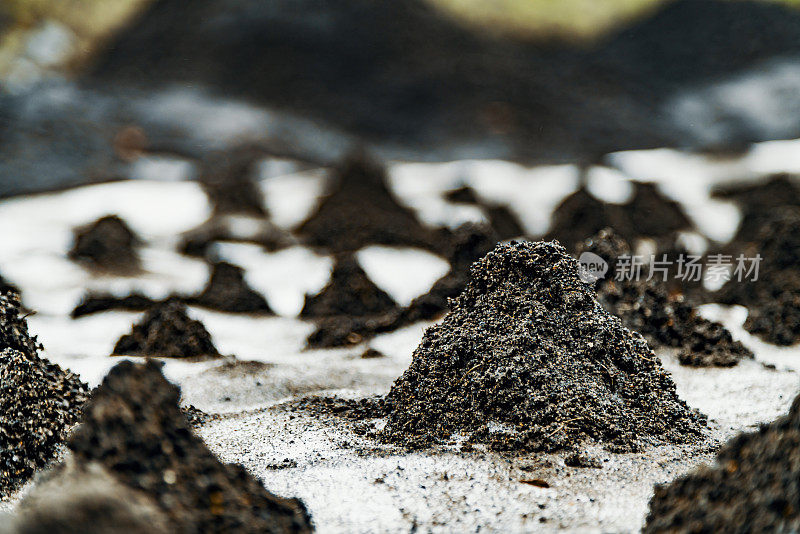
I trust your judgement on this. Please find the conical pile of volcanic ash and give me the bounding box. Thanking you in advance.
[302,254,403,348]
[186,261,273,314]
[579,228,752,367]
[716,207,800,345]
[403,223,498,323]
[67,360,313,533]
[546,182,693,248]
[198,149,268,217]
[381,241,706,452]
[112,300,221,359]
[444,186,524,239]
[297,152,443,254]
[711,173,800,247]
[68,215,142,274]
[1,291,89,497]
[645,393,800,533]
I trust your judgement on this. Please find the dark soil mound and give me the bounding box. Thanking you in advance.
[187,262,273,314]
[68,360,313,533]
[301,255,398,318]
[71,291,158,318]
[712,173,800,246]
[0,293,89,497]
[197,150,267,217]
[112,300,221,359]
[444,186,524,239]
[382,241,706,452]
[403,224,498,323]
[716,208,800,345]
[68,215,142,274]
[547,182,693,248]
[297,153,442,254]
[579,228,752,367]
[546,187,629,247]
[645,393,800,533]
[622,182,693,240]
[178,217,291,258]
[302,254,403,348]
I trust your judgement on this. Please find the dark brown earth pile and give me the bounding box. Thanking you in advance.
[71,291,157,318]
[187,262,273,314]
[444,186,524,239]
[711,173,800,246]
[198,150,267,217]
[68,215,142,274]
[68,360,313,533]
[622,182,693,241]
[112,300,221,359]
[302,254,403,348]
[579,228,752,367]
[716,208,800,345]
[178,216,292,258]
[301,255,398,318]
[382,241,706,452]
[547,182,693,248]
[645,392,800,533]
[0,293,89,497]
[297,153,442,254]
[403,224,498,323]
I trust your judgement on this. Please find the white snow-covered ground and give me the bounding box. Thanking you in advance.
[1,144,800,532]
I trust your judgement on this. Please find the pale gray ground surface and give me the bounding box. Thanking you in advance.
[1,148,800,532]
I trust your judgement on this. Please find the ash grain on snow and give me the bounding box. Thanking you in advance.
[382,240,705,452]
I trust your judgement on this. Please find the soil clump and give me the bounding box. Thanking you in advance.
[197,150,267,217]
[645,392,800,533]
[68,215,142,274]
[715,207,800,345]
[112,300,221,359]
[178,216,292,258]
[67,360,313,533]
[579,228,752,367]
[0,292,89,497]
[297,153,443,254]
[186,261,273,314]
[302,254,403,348]
[381,240,706,452]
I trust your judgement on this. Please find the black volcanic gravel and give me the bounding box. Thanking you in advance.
[297,153,442,254]
[68,215,142,274]
[187,261,273,314]
[716,207,800,346]
[71,291,158,318]
[645,393,800,533]
[0,292,88,497]
[112,300,221,359]
[579,228,752,367]
[382,241,706,452]
[68,360,313,533]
